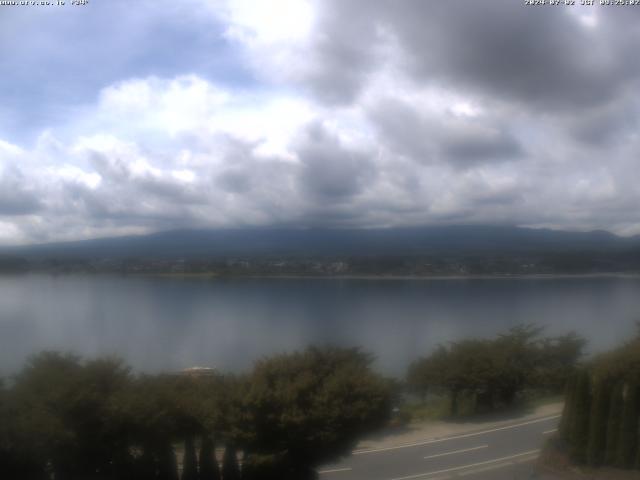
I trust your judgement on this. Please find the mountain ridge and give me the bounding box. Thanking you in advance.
[1,225,639,260]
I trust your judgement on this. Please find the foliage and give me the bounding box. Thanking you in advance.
[560,330,640,471]
[586,377,610,466]
[0,346,394,479]
[604,382,624,466]
[199,436,220,480]
[568,369,591,463]
[616,382,639,468]
[239,347,391,477]
[182,437,198,480]
[407,326,584,416]
[221,445,240,480]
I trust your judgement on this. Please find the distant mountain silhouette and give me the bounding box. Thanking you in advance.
[2,225,639,259]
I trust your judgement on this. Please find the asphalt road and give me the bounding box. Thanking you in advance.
[318,415,560,480]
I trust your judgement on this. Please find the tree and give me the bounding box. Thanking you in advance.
[8,352,134,479]
[493,325,543,405]
[537,332,586,392]
[117,373,205,473]
[568,369,591,464]
[605,382,624,466]
[241,452,287,480]
[407,346,453,409]
[407,326,572,416]
[559,373,577,441]
[586,377,610,466]
[616,382,639,468]
[199,436,220,480]
[221,445,240,480]
[558,330,640,470]
[182,436,198,480]
[239,347,391,478]
[157,443,179,480]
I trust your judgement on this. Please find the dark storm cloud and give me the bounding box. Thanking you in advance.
[383,1,620,110]
[313,1,640,112]
[0,188,41,216]
[0,169,42,216]
[217,169,252,194]
[568,98,640,147]
[441,126,522,164]
[296,122,375,201]
[369,98,523,166]
[62,181,199,228]
[368,99,434,162]
[303,1,381,105]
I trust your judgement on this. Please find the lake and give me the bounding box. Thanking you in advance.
[0,274,638,377]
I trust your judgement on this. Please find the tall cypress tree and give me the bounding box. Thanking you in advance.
[221,445,240,480]
[586,378,610,466]
[157,443,179,480]
[605,382,624,466]
[559,373,577,440]
[568,369,591,463]
[199,436,220,480]
[616,382,640,468]
[182,437,199,480]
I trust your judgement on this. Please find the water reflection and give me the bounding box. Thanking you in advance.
[0,274,638,376]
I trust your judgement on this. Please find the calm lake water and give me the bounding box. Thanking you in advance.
[0,274,638,376]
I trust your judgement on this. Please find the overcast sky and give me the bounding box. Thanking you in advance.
[0,0,639,244]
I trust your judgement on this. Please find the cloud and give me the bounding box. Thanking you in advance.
[369,97,523,166]
[303,1,640,111]
[296,122,375,201]
[0,177,42,216]
[1,1,640,243]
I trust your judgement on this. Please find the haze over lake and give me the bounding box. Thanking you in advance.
[1,274,638,377]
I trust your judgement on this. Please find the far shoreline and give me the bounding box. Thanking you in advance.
[4,271,640,280]
[72,271,640,280]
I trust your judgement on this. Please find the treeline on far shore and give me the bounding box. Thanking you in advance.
[558,328,640,471]
[0,347,392,480]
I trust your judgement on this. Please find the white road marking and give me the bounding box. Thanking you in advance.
[423,445,488,460]
[353,415,560,455]
[457,453,538,477]
[543,428,557,434]
[389,449,540,480]
[318,467,353,475]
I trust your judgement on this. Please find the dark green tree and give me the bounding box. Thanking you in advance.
[605,383,624,466]
[559,373,577,440]
[536,332,586,392]
[408,325,573,416]
[221,445,240,480]
[239,347,391,478]
[586,378,610,466]
[241,452,288,480]
[199,436,220,480]
[568,369,591,463]
[157,443,179,480]
[182,436,199,480]
[407,346,458,413]
[493,325,543,406]
[8,352,133,479]
[616,382,639,468]
[135,448,157,480]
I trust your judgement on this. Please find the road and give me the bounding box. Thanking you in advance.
[318,415,560,480]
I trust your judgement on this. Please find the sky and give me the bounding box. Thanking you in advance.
[1,0,640,245]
